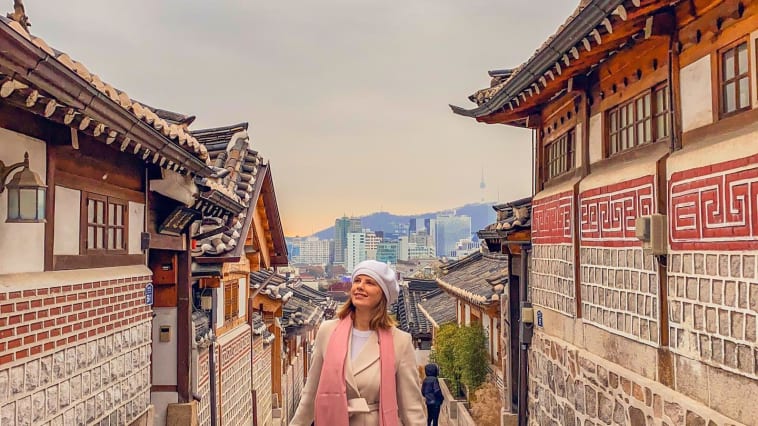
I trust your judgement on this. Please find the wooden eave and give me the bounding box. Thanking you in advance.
[260,166,289,267]
[452,0,674,127]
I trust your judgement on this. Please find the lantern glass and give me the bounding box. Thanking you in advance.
[19,188,36,220]
[7,188,19,220]
[37,188,46,219]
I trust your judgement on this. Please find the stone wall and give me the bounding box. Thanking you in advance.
[195,348,211,426]
[531,244,576,316]
[218,326,252,426]
[527,332,743,426]
[531,191,576,317]
[252,337,272,426]
[580,247,660,344]
[0,267,153,426]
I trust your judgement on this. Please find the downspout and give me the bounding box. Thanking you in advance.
[517,246,533,426]
[209,331,218,426]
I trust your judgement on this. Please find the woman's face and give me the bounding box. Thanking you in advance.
[350,274,384,310]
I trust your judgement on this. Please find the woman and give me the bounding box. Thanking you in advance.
[290,260,426,426]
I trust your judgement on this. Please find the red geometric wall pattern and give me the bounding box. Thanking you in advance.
[532,190,573,244]
[580,175,655,247]
[670,154,758,250]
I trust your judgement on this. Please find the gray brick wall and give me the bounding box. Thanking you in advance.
[668,252,758,377]
[531,244,576,316]
[580,247,660,343]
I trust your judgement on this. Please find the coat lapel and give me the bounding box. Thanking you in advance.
[350,331,379,376]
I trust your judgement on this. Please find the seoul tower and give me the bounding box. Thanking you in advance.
[480,168,486,202]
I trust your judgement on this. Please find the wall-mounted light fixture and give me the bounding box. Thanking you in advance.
[1,152,47,223]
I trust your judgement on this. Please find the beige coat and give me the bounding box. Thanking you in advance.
[289,319,426,426]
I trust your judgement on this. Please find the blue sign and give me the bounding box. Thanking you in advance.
[536,310,543,328]
[145,283,154,306]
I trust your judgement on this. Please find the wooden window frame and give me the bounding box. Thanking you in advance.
[224,280,239,322]
[606,83,670,157]
[544,128,576,181]
[717,38,751,119]
[80,191,128,255]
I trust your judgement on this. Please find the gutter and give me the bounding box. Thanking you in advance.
[450,0,624,118]
[0,22,211,177]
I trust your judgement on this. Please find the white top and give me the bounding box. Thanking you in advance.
[350,328,374,361]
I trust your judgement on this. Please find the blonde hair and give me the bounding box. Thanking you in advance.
[337,295,397,330]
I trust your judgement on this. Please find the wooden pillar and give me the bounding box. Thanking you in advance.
[176,236,192,402]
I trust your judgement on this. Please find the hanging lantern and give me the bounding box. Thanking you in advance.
[2,152,46,223]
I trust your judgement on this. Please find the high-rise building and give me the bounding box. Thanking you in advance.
[434,214,472,259]
[397,236,409,262]
[334,216,361,264]
[376,241,398,265]
[346,232,367,272]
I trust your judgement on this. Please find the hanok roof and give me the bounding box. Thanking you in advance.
[436,251,508,305]
[251,312,275,345]
[0,17,212,176]
[249,270,293,303]
[394,279,439,337]
[417,290,457,329]
[478,197,532,240]
[451,0,670,124]
[190,123,287,266]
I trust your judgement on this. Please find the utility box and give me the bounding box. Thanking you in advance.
[635,214,667,255]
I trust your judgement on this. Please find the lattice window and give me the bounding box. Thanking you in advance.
[82,192,127,254]
[224,280,239,321]
[607,84,669,156]
[545,129,575,180]
[719,40,750,117]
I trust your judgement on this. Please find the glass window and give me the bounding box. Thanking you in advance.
[83,193,127,254]
[720,41,750,116]
[607,84,670,155]
[545,129,575,180]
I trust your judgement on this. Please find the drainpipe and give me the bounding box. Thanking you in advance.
[209,331,218,426]
[517,247,533,426]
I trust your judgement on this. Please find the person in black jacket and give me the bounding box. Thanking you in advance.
[422,363,444,426]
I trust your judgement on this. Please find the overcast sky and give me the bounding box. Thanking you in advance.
[28,0,576,236]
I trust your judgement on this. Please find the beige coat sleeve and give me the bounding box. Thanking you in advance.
[289,322,329,426]
[396,332,426,425]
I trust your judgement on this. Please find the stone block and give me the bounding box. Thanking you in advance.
[664,401,684,425]
[744,255,756,279]
[731,312,744,340]
[718,309,730,337]
[746,314,756,342]
[705,308,717,333]
[46,385,58,415]
[671,254,682,273]
[699,335,711,359]
[706,254,718,276]
[585,386,597,417]
[707,365,758,424]
[0,370,6,401]
[737,345,753,374]
[693,306,704,331]
[711,338,724,364]
[1,402,15,425]
[675,355,708,404]
[751,283,758,312]
[32,391,45,422]
[671,302,682,323]
[694,253,705,275]
[724,280,737,307]
[598,394,613,424]
[683,254,693,274]
[738,282,749,309]
[17,395,31,425]
[685,411,705,426]
[629,406,646,426]
[724,340,738,369]
[719,255,729,277]
[731,255,742,278]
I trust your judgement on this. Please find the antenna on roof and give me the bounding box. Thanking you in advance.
[7,0,30,31]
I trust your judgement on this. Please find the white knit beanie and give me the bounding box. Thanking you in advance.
[351,260,399,305]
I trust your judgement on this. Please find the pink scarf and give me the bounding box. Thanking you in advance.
[314,316,399,426]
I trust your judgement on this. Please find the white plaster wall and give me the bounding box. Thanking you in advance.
[681,55,714,132]
[214,287,224,329]
[667,121,758,176]
[751,30,758,109]
[152,307,178,385]
[128,201,145,255]
[0,128,46,274]
[151,392,178,426]
[588,113,603,164]
[464,304,471,326]
[238,277,246,317]
[580,142,668,192]
[53,186,80,255]
[575,124,583,170]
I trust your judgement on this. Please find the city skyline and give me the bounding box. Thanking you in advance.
[28,1,575,236]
